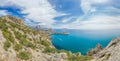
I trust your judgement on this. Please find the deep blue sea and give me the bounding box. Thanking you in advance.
[51,29,120,55]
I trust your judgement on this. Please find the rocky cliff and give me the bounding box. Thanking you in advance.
[91,38,120,61]
[0,15,68,61]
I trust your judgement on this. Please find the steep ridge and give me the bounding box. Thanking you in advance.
[0,15,92,61]
[0,15,66,61]
[91,37,120,61]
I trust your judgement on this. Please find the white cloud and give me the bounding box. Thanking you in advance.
[0,0,120,30]
[14,0,59,28]
[0,0,12,7]
[56,15,120,30]
[20,0,119,30]
[0,10,8,16]
[91,0,108,3]
[0,0,65,28]
[81,0,109,13]
[56,0,119,30]
[62,16,76,23]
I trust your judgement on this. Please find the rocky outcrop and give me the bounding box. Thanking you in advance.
[87,44,103,56]
[91,37,120,61]
[1,15,25,25]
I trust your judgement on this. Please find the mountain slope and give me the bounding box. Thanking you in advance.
[0,15,67,61]
[0,15,92,61]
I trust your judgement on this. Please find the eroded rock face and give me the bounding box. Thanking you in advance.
[106,38,120,48]
[91,38,120,61]
[87,44,103,56]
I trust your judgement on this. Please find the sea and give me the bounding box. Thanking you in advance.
[51,29,120,55]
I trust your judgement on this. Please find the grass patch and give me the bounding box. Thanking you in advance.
[67,52,92,61]
[2,30,15,43]
[4,41,11,51]
[41,40,51,47]
[68,55,92,61]
[43,47,57,53]
[14,44,22,51]
[18,51,31,60]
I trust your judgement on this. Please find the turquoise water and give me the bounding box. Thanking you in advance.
[51,29,120,55]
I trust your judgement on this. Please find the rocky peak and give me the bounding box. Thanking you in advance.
[0,15,25,25]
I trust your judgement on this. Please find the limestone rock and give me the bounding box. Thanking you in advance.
[91,37,120,61]
[87,44,103,56]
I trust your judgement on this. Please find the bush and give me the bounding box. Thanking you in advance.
[14,44,22,51]
[0,19,7,29]
[43,47,67,53]
[18,51,31,60]
[43,47,57,53]
[2,30,15,43]
[26,42,35,49]
[68,54,92,61]
[13,31,23,40]
[19,38,28,45]
[41,40,51,47]
[4,41,11,51]
[19,39,35,49]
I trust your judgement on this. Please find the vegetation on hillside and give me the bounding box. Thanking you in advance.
[0,16,92,61]
[18,51,31,60]
[3,40,11,51]
[0,17,52,60]
[14,44,23,51]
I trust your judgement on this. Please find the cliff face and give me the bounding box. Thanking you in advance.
[87,44,103,56]
[0,16,68,61]
[91,38,120,61]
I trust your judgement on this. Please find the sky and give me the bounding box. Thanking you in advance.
[0,0,120,30]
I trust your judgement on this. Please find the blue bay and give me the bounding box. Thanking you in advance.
[51,29,120,55]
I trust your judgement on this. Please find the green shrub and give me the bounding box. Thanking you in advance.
[18,51,31,60]
[68,54,92,61]
[0,19,7,29]
[2,30,15,43]
[43,47,57,53]
[41,40,51,47]
[14,44,22,51]
[19,37,28,45]
[19,39,35,49]
[26,42,35,49]
[4,41,11,51]
[13,31,23,40]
